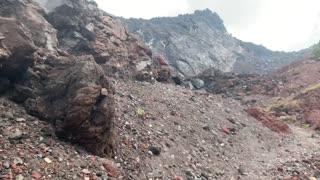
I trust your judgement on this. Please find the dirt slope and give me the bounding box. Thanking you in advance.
[1,80,320,179]
[259,58,320,130]
[274,57,320,96]
[115,81,320,179]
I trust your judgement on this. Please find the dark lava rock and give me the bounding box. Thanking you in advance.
[148,146,161,156]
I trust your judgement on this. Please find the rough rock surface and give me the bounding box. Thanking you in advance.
[0,0,58,51]
[196,68,279,98]
[151,55,171,82]
[124,9,305,77]
[0,97,119,179]
[0,0,161,156]
[0,0,168,157]
[0,17,37,79]
[39,0,153,78]
[10,54,117,156]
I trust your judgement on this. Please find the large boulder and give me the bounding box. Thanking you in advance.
[14,54,116,156]
[0,1,116,156]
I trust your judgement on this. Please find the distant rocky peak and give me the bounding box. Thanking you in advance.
[178,9,227,33]
[124,9,304,77]
[193,8,222,20]
[194,8,213,15]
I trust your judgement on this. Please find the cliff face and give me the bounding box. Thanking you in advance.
[0,0,160,156]
[124,9,304,77]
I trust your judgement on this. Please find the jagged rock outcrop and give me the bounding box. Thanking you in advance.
[124,9,304,77]
[0,0,160,156]
[37,0,153,78]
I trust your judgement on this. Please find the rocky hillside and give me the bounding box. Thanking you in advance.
[124,9,305,77]
[263,57,320,130]
[198,56,320,133]
[1,1,320,180]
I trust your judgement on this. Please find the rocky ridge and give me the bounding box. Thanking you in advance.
[124,9,305,77]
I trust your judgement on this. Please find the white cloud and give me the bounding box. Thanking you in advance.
[95,0,320,51]
[230,0,320,51]
[186,0,264,29]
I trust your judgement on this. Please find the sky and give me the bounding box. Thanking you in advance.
[95,0,320,52]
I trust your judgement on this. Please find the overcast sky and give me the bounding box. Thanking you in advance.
[95,0,320,52]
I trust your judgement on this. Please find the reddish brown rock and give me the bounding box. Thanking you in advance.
[246,108,292,134]
[172,176,184,180]
[31,170,41,179]
[222,127,231,134]
[150,55,171,82]
[0,17,37,78]
[154,55,169,66]
[44,0,153,78]
[0,0,58,79]
[16,55,117,157]
[0,0,163,158]
[102,161,119,178]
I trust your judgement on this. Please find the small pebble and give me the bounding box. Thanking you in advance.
[82,169,91,174]
[3,161,10,169]
[44,157,53,164]
[148,146,161,156]
[15,174,24,180]
[13,157,24,165]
